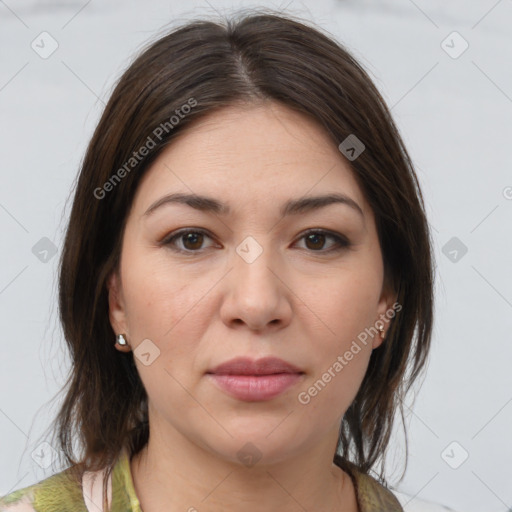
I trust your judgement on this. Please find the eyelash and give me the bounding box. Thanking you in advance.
[160,228,351,255]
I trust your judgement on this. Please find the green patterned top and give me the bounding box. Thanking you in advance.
[0,447,403,511]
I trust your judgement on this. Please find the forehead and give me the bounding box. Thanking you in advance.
[132,102,371,220]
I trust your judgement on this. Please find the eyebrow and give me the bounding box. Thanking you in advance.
[143,192,364,219]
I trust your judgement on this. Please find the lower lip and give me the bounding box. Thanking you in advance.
[207,373,303,401]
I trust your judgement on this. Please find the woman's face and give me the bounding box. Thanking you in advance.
[108,101,395,466]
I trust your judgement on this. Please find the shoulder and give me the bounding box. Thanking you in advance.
[1,446,141,512]
[336,457,404,512]
[351,470,404,512]
[0,466,86,511]
[0,483,37,511]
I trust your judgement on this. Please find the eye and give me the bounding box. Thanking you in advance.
[294,229,351,253]
[160,228,216,253]
[160,228,350,255]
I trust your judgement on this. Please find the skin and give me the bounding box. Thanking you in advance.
[107,101,396,511]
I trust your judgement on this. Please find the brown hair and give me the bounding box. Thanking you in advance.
[39,7,434,507]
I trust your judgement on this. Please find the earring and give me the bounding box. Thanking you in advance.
[116,333,128,347]
[377,325,385,339]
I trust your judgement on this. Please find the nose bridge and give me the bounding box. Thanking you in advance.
[233,234,278,286]
[226,233,287,321]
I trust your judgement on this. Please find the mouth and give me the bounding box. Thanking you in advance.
[206,356,305,401]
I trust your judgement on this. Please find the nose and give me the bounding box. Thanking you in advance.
[219,237,292,332]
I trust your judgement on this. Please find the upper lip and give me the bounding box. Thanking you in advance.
[207,357,304,376]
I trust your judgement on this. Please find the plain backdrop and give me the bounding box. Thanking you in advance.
[1,1,511,511]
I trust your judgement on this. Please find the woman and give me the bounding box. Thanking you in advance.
[1,8,434,512]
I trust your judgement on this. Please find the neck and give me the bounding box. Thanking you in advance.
[130,426,358,512]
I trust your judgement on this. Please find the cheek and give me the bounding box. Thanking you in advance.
[294,269,379,403]
[122,267,206,401]
[304,268,381,344]
[120,256,221,387]
[298,325,373,422]
[121,250,202,338]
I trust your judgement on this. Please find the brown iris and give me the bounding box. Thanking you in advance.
[181,232,204,251]
[304,232,326,251]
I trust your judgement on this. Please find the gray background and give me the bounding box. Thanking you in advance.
[1,1,511,511]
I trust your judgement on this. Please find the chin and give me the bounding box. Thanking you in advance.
[202,428,305,468]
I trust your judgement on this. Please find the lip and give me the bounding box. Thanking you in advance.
[206,357,305,402]
[207,356,303,376]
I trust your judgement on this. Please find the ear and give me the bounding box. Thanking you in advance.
[372,280,399,350]
[107,270,130,349]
